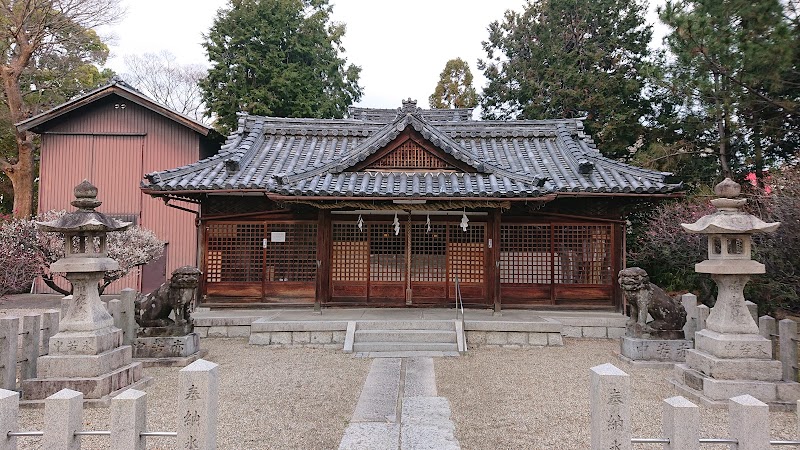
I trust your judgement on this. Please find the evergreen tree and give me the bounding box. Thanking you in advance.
[429,58,478,109]
[200,0,363,133]
[659,0,797,180]
[479,0,654,159]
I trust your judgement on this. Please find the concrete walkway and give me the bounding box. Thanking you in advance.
[339,357,459,450]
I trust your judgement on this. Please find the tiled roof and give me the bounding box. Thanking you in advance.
[142,104,682,198]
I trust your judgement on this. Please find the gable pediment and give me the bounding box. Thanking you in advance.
[350,129,474,172]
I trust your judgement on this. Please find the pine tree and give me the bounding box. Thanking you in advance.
[479,0,654,159]
[659,0,797,180]
[429,58,478,109]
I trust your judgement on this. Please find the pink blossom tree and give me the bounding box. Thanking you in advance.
[0,211,164,295]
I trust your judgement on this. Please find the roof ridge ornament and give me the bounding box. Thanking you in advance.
[399,98,420,115]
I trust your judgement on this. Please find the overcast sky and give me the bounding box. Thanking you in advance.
[104,0,664,110]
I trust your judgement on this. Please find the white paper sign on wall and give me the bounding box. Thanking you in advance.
[271,232,286,242]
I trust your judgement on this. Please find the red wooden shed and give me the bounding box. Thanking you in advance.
[17,78,219,294]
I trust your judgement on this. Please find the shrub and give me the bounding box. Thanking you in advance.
[627,196,716,303]
[0,210,165,295]
[0,214,52,296]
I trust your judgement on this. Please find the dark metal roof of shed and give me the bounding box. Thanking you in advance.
[142,103,682,199]
[17,77,211,136]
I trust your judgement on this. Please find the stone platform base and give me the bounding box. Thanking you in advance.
[136,349,209,368]
[616,353,678,368]
[620,337,692,362]
[671,363,800,411]
[466,331,563,348]
[20,361,144,401]
[19,376,152,408]
[133,333,200,358]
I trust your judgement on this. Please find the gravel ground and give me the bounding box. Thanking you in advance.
[435,338,798,450]
[7,325,799,449]
[15,339,372,450]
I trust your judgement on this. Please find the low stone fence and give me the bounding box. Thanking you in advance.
[590,362,800,449]
[0,311,60,391]
[759,316,799,382]
[0,358,218,450]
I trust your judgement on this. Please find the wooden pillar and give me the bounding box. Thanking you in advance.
[612,221,625,312]
[405,212,412,306]
[488,209,501,313]
[315,210,332,310]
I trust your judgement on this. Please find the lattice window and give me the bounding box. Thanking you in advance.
[411,223,447,282]
[206,251,222,283]
[332,223,368,282]
[264,223,318,282]
[554,225,612,285]
[500,225,553,284]
[448,224,485,283]
[368,140,453,170]
[370,223,405,281]
[205,223,264,283]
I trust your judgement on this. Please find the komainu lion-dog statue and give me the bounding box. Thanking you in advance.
[135,266,202,336]
[618,267,687,339]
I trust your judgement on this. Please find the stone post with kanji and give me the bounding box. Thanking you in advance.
[178,359,219,450]
[590,363,631,450]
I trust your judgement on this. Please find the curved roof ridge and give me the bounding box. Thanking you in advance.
[280,111,541,185]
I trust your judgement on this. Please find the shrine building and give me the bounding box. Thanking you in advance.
[141,100,682,310]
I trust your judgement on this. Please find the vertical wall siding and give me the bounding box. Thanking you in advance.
[36,95,201,294]
[38,135,93,213]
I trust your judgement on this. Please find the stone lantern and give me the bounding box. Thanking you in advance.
[681,178,778,334]
[21,180,145,401]
[672,178,799,408]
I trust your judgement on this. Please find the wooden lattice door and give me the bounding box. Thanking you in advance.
[448,223,487,302]
[204,222,265,300]
[204,221,317,303]
[329,217,490,306]
[409,223,448,304]
[331,222,369,302]
[368,222,407,305]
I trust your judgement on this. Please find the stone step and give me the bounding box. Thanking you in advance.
[352,342,459,353]
[21,361,143,400]
[356,320,456,331]
[355,329,457,344]
[354,351,460,358]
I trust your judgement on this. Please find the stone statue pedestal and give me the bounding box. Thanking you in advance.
[619,336,692,366]
[133,333,207,367]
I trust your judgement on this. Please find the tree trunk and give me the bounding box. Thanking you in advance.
[714,74,733,179]
[42,275,72,296]
[754,122,764,186]
[5,135,35,218]
[2,56,37,218]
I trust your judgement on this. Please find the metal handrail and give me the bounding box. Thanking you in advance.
[454,276,464,322]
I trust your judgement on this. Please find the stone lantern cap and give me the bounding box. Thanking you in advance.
[680,178,779,235]
[36,180,132,233]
